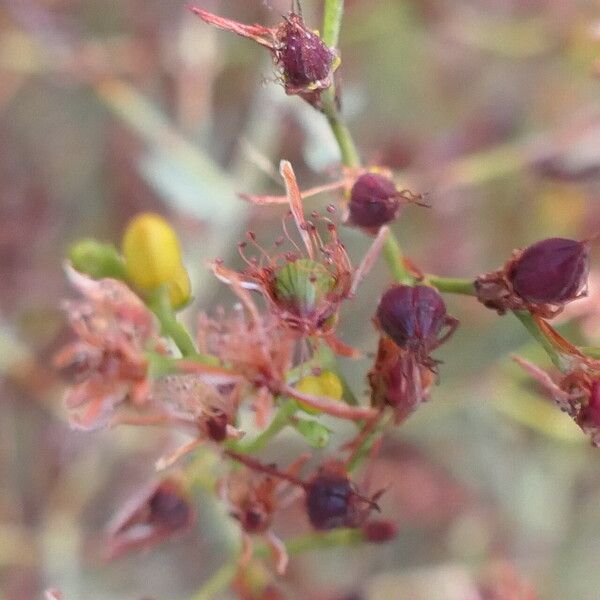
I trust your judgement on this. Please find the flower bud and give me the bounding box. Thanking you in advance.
[274,258,335,318]
[122,213,191,309]
[68,239,126,280]
[348,173,401,229]
[376,285,451,355]
[509,237,589,304]
[295,370,343,414]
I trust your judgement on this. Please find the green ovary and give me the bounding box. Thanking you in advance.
[274,259,335,316]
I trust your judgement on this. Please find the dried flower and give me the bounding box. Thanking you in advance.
[195,298,376,423]
[515,354,600,446]
[54,266,164,430]
[475,237,590,317]
[151,373,245,470]
[219,452,311,574]
[213,161,388,359]
[122,212,191,309]
[104,477,195,560]
[191,8,338,108]
[368,336,436,422]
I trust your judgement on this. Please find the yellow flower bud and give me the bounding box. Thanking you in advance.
[295,370,344,414]
[122,213,191,309]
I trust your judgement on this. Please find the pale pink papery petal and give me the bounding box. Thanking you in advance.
[190,7,275,48]
[239,180,346,205]
[512,355,574,413]
[350,225,389,296]
[282,383,377,421]
[279,160,314,259]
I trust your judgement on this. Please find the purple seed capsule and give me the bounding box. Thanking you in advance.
[509,238,589,304]
[305,474,354,530]
[277,15,335,88]
[582,380,600,428]
[376,285,454,355]
[348,173,400,229]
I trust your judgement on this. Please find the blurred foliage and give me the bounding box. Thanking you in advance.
[1,0,600,599]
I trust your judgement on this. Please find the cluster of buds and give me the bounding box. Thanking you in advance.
[55,158,397,569]
[191,6,338,109]
[475,237,590,318]
[369,284,458,422]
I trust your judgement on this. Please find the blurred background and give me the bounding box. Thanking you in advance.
[2,0,600,598]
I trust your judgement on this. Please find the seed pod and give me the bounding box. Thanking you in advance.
[376,285,453,356]
[509,237,589,304]
[581,380,600,428]
[305,473,355,530]
[277,15,335,90]
[348,173,401,229]
[122,212,191,309]
[361,519,398,543]
[273,258,335,319]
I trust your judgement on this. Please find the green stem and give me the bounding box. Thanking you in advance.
[382,235,413,284]
[346,413,389,472]
[580,346,600,360]
[427,275,475,295]
[513,310,562,369]
[148,287,197,357]
[236,400,297,453]
[189,562,237,600]
[322,0,344,48]
[321,91,361,168]
[256,527,364,558]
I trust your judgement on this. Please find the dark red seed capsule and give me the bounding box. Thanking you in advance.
[348,173,400,229]
[361,519,398,543]
[509,237,589,304]
[278,15,334,88]
[305,474,354,530]
[376,285,449,354]
[206,409,228,442]
[149,484,192,529]
[582,380,600,427]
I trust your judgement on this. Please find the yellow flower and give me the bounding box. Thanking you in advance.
[295,370,343,414]
[122,213,191,308]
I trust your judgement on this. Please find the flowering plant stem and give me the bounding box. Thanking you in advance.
[513,310,562,369]
[147,287,198,357]
[235,399,297,453]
